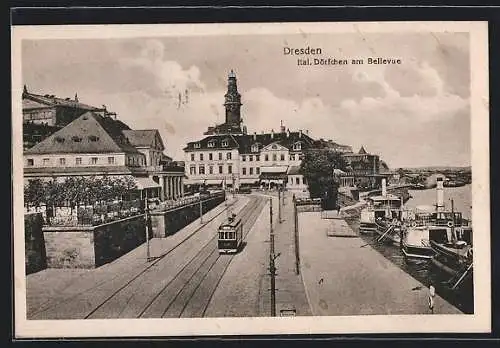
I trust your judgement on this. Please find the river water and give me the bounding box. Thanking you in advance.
[350,184,474,314]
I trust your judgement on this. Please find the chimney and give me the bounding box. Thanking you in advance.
[299,129,302,138]
[253,132,257,141]
[306,129,309,135]
[74,93,79,102]
[271,129,274,139]
[280,120,286,133]
[381,177,387,197]
[286,128,290,138]
[436,176,444,212]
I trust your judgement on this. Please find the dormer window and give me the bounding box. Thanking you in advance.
[221,140,229,147]
[194,143,201,149]
[251,143,259,152]
[293,142,302,151]
[208,140,216,148]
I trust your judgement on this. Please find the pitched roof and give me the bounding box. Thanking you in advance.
[122,130,165,150]
[184,134,240,151]
[358,146,367,154]
[24,112,139,155]
[185,130,315,153]
[22,91,100,111]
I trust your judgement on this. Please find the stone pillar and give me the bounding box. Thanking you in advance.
[180,177,184,197]
[167,177,172,200]
[165,177,169,200]
[160,176,166,200]
[173,177,178,200]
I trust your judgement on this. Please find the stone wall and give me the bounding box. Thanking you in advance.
[150,194,225,237]
[42,214,147,268]
[93,215,147,267]
[43,227,95,268]
[24,212,47,274]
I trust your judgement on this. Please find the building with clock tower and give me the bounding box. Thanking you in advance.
[204,70,246,135]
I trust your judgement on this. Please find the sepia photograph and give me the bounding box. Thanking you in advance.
[12,21,490,337]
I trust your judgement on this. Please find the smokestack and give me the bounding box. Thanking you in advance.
[271,129,274,139]
[381,177,387,197]
[436,176,444,212]
[253,132,257,141]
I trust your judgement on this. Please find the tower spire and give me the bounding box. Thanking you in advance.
[224,69,242,129]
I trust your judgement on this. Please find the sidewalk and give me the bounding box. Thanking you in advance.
[26,195,246,318]
[298,211,462,316]
[257,193,312,316]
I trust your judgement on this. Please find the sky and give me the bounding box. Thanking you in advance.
[21,32,471,168]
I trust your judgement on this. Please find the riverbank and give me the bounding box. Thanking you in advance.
[298,212,461,315]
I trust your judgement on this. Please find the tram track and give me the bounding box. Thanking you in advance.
[30,196,243,320]
[138,196,266,318]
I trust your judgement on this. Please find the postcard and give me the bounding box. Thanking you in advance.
[12,21,490,337]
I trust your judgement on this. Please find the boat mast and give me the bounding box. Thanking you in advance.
[451,198,456,242]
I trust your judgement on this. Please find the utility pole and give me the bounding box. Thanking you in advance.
[278,189,282,224]
[293,196,300,275]
[145,190,151,262]
[269,197,277,317]
[200,198,203,224]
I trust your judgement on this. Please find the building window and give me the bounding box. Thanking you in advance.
[293,142,302,151]
[226,152,232,160]
[194,143,201,149]
[42,158,50,166]
[209,153,213,161]
[242,155,246,162]
[191,153,195,161]
[256,167,260,174]
[242,168,247,175]
[228,165,232,174]
[76,157,82,165]
[199,165,205,175]
[108,157,114,164]
[272,154,277,161]
[200,153,204,161]
[296,177,300,185]
[249,167,253,175]
[249,155,253,162]
[265,154,269,161]
[280,154,285,161]
[222,140,228,147]
[256,155,260,161]
[90,157,98,165]
[190,165,196,175]
[59,158,66,166]
[27,158,34,166]
[290,154,295,161]
[219,152,223,161]
[251,144,259,152]
[208,141,215,148]
[209,166,213,174]
[302,177,306,184]
[219,165,223,174]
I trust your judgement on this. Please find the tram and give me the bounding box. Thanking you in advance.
[217,213,243,254]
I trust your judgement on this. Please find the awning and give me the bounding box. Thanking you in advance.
[259,172,287,180]
[134,177,161,189]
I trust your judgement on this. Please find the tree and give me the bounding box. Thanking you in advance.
[300,149,348,208]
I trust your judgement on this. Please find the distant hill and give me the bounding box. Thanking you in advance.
[400,166,471,172]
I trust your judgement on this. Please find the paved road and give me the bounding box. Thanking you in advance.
[298,212,462,316]
[27,195,256,319]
